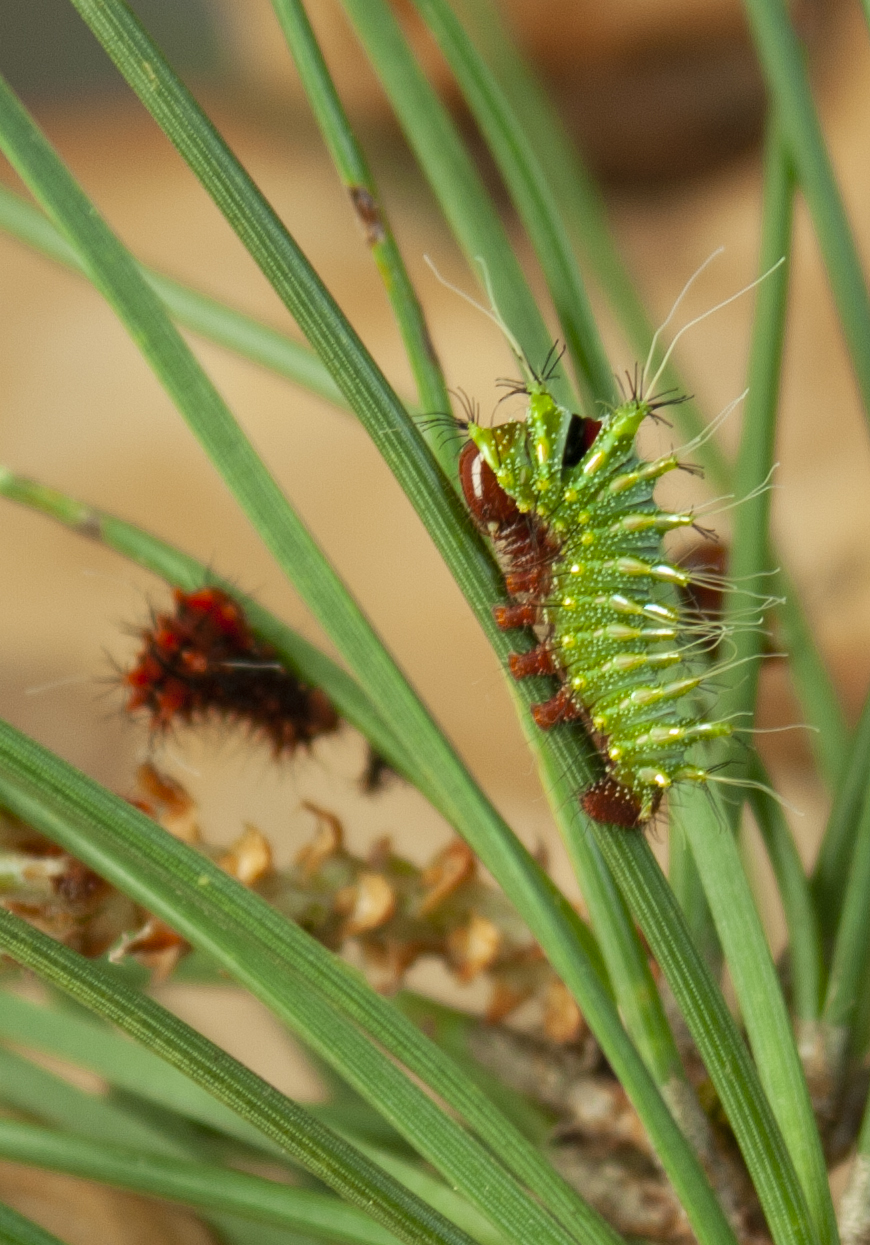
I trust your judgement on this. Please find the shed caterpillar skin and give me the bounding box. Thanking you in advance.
[123,587,339,754]
[460,367,734,829]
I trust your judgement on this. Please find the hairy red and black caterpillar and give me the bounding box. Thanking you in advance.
[123,587,339,754]
[459,357,736,829]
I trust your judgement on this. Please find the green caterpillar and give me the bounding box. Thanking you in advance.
[459,361,735,828]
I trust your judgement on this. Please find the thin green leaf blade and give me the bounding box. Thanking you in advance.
[0,913,479,1245]
[0,1201,71,1245]
[0,991,280,1154]
[717,124,834,1245]
[593,826,821,1245]
[747,761,823,1026]
[812,686,870,940]
[0,1120,406,1245]
[741,0,870,423]
[534,747,687,1093]
[775,584,849,789]
[408,0,614,411]
[0,183,347,405]
[334,0,575,410]
[268,0,453,465]
[0,1010,506,1245]
[0,1044,194,1158]
[0,721,621,1245]
[719,123,792,728]
[822,789,870,1084]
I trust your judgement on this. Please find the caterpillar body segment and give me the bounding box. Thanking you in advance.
[460,376,733,828]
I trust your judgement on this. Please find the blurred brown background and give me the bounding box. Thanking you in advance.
[1,0,870,1237]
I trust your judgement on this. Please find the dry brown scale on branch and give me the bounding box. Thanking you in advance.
[0,813,137,958]
[0,763,580,1036]
[140,765,589,1038]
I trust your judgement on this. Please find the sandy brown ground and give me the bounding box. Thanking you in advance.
[1,1,869,1237]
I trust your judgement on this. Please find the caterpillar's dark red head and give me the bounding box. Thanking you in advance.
[459,440,522,530]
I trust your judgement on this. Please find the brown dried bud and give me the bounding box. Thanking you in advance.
[486,979,534,1024]
[360,939,423,993]
[449,913,502,982]
[112,916,187,982]
[366,835,393,871]
[137,762,200,842]
[342,873,397,935]
[52,858,108,908]
[419,839,475,916]
[296,803,343,875]
[219,824,273,886]
[543,979,585,1045]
